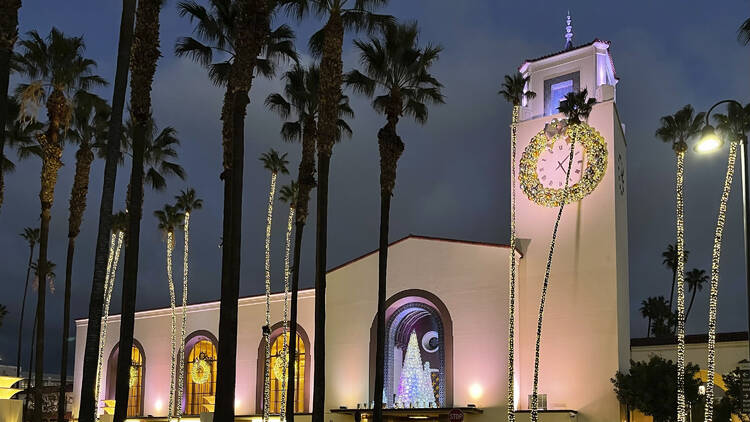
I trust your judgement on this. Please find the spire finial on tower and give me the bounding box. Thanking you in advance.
[564,11,573,50]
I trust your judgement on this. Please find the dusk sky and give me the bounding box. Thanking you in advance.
[0,0,749,374]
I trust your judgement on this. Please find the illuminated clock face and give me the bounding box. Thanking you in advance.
[536,138,585,190]
[519,119,608,207]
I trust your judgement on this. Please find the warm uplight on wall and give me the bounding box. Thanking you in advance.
[235,398,241,409]
[469,383,483,400]
[154,399,163,412]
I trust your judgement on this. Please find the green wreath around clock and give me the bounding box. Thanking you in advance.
[519,120,608,207]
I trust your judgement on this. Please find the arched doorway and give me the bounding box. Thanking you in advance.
[183,330,218,415]
[370,289,453,408]
[256,322,311,414]
[106,340,146,417]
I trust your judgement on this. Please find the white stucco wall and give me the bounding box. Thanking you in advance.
[324,237,516,422]
[72,290,316,418]
[514,100,629,422]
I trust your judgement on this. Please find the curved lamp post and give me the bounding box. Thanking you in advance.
[694,99,749,419]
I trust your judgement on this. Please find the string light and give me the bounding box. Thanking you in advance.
[264,172,278,422]
[94,232,116,415]
[531,124,578,422]
[177,211,191,421]
[280,204,295,421]
[704,142,737,422]
[520,122,607,207]
[507,104,519,422]
[94,229,124,418]
[675,149,686,422]
[166,230,178,420]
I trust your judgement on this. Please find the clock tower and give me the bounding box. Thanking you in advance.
[512,19,630,422]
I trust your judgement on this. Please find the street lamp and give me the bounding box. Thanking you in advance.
[695,98,750,364]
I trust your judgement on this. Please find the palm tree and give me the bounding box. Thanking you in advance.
[685,268,708,321]
[15,227,39,377]
[738,17,750,45]
[713,102,750,142]
[174,187,202,418]
[557,88,596,125]
[498,71,535,421]
[260,149,289,422]
[0,0,21,212]
[702,103,747,422]
[659,244,692,312]
[344,21,444,418]
[1,96,43,208]
[58,92,110,422]
[656,104,706,422]
[154,203,185,419]
[265,64,353,422]
[113,1,168,420]
[14,28,106,422]
[640,297,657,337]
[281,3,393,418]
[115,113,184,421]
[25,258,56,421]
[175,2,297,418]
[277,181,297,419]
[78,2,136,421]
[529,88,594,422]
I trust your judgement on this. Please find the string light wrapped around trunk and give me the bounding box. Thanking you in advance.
[263,172,278,422]
[167,231,177,420]
[94,229,123,417]
[530,126,577,422]
[177,211,191,421]
[704,142,737,422]
[507,104,519,422]
[675,149,686,422]
[280,205,295,420]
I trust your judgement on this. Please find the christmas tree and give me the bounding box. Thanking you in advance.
[396,331,436,407]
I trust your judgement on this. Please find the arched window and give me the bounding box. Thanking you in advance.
[184,332,218,415]
[369,289,454,408]
[106,341,145,417]
[257,324,311,414]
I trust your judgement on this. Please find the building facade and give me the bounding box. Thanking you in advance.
[73,36,632,422]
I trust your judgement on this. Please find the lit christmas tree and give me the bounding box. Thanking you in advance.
[397,331,437,407]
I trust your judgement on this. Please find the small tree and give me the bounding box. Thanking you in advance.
[612,356,701,422]
[0,304,7,327]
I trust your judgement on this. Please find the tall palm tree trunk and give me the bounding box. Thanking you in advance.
[114,2,161,420]
[59,144,95,422]
[95,230,123,412]
[704,143,737,422]
[675,150,687,422]
[215,0,268,419]
[313,15,344,422]
[167,231,177,419]
[374,103,403,421]
[263,172,278,422]
[16,242,35,377]
[280,204,295,420]
[286,219,303,422]
[286,122,315,422]
[79,1,135,420]
[177,211,191,419]
[34,88,66,422]
[507,104,520,421]
[26,313,37,420]
[0,0,21,212]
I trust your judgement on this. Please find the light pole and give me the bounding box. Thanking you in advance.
[695,99,750,364]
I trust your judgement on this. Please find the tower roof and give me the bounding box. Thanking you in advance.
[518,38,619,81]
